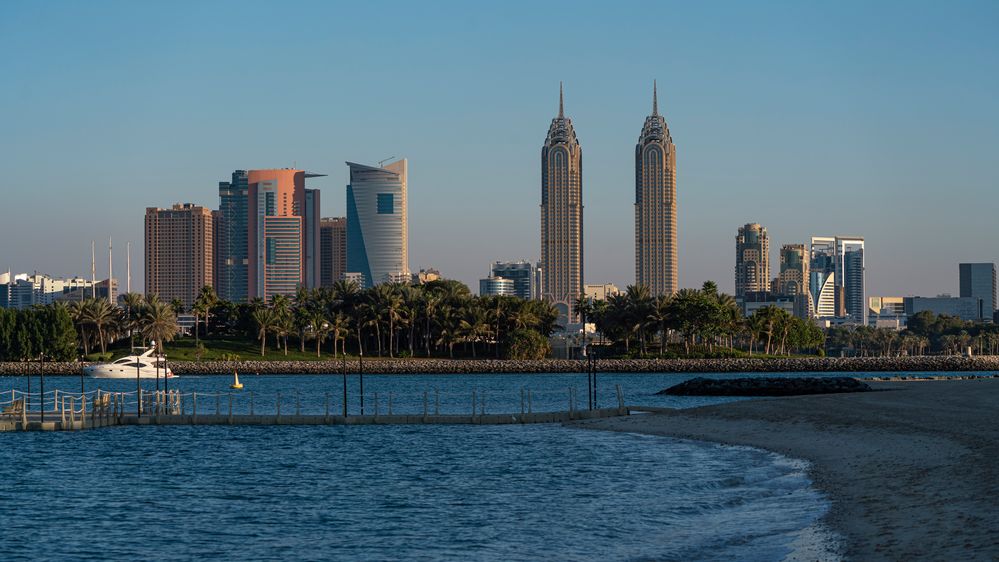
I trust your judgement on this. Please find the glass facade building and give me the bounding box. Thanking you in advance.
[346,160,409,288]
[959,263,996,318]
[217,170,249,302]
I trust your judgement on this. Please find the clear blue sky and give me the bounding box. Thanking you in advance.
[2,0,997,297]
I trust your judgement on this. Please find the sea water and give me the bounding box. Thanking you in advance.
[0,372,860,560]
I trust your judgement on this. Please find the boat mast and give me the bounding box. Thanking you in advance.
[91,241,96,299]
[108,235,114,305]
[126,241,131,295]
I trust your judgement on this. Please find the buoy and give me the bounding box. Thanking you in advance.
[230,370,244,390]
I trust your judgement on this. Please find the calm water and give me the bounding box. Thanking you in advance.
[2,371,927,560]
[0,423,833,561]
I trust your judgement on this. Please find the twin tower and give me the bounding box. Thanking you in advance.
[540,82,677,321]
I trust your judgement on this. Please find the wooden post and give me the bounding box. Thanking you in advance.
[472,389,477,417]
[70,396,76,429]
[54,389,59,414]
[193,393,198,424]
[61,396,67,425]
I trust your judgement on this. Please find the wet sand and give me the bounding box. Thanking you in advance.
[572,379,999,561]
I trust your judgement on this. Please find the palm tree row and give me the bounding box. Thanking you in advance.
[68,294,180,355]
[579,281,825,357]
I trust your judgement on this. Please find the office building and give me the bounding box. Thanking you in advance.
[346,160,409,288]
[216,170,249,302]
[144,203,214,310]
[635,82,678,296]
[303,189,321,289]
[490,261,540,300]
[319,217,347,287]
[584,283,621,301]
[810,236,866,324]
[541,83,583,322]
[904,296,985,322]
[247,169,325,301]
[960,263,996,317]
[735,223,770,298]
[0,272,99,308]
[479,276,515,297]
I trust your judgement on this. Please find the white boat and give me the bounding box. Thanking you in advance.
[85,346,176,379]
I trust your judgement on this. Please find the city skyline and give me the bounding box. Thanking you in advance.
[2,2,997,297]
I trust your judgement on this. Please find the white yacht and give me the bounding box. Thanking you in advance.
[84,345,176,379]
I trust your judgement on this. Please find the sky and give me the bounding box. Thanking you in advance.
[1,0,997,297]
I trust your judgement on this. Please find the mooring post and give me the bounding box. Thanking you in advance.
[616,384,625,413]
[388,392,393,416]
[374,392,379,418]
[472,389,477,417]
[276,391,282,421]
[192,393,198,424]
[54,389,59,414]
[61,396,67,425]
[70,396,76,429]
[325,392,330,422]
[434,388,440,415]
[423,391,428,418]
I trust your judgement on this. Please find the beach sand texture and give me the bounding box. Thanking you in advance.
[573,379,999,561]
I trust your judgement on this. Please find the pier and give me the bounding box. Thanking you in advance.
[0,386,630,432]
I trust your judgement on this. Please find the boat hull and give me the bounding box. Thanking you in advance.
[85,366,176,379]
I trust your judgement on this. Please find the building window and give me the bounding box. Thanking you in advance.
[377,193,394,214]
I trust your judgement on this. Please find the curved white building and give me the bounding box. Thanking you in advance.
[346,160,409,288]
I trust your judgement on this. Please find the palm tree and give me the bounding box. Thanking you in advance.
[328,313,350,358]
[310,312,332,358]
[460,305,491,358]
[193,285,218,344]
[82,298,117,355]
[141,300,180,353]
[67,299,90,355]
[252,308,277,357]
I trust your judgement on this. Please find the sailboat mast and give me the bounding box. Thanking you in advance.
[108,236,114,305]
[91,241,97,299]
[126,241,131,295]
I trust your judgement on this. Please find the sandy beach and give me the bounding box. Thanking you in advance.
[572,379,999,561]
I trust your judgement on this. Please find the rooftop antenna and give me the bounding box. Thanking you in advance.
[558,81,564,118]
[91,241,97,299]
[378,156,396,167]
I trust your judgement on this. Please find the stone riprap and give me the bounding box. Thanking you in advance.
[3,355,999,375]
[658,376,872,396]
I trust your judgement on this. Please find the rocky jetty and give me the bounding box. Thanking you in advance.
[2,355,999,376]
[659,376,873,396]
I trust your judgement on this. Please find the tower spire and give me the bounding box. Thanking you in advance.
[558,81,564,119]
[652,80,659,116]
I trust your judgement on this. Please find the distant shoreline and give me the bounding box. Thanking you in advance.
[2,355,999,375]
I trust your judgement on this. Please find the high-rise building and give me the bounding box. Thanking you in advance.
[635,82,677,297]
[775,243,810,318]
[960,263,996,317]
[247,169,325,301]
[303,188,321,289]
[541,83,583,322]
[735,223,769,297]
[838,237,866,325]
[809,236,866,324]
[217,170,248,302]
[345,160,409,288]
[319,217,347,287]
[490,261,539,300]
[144,203,214,309]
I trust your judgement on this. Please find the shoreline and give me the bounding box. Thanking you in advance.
[2,355,999,375]
[571,379,999,560]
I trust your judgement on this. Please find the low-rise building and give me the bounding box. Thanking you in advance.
[479,276,516,297]
[583,283,620,301]
[904,296,986,322]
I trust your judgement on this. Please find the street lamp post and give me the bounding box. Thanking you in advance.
[163,353,168,393]
[358,349,364,416]
[136,341,144,418]
[342,347,348,417]
[39,353,45,423]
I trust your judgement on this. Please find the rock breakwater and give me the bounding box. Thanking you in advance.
[658,376,872,396]
[3,355,999,376]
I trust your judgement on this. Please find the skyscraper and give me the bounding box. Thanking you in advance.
[303,188,321,289]
[635,81,677,297]
[246,169,325,301]
[319,217,347,287]
[144,203,214,309]
[490,260,540,300]
[959,263,996,317]
[735,223,770,297]
[775,244,810,318]
[810,236,866,324]
[345,160,409,288]
[217,170,248,302]
[541,83,583,322]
